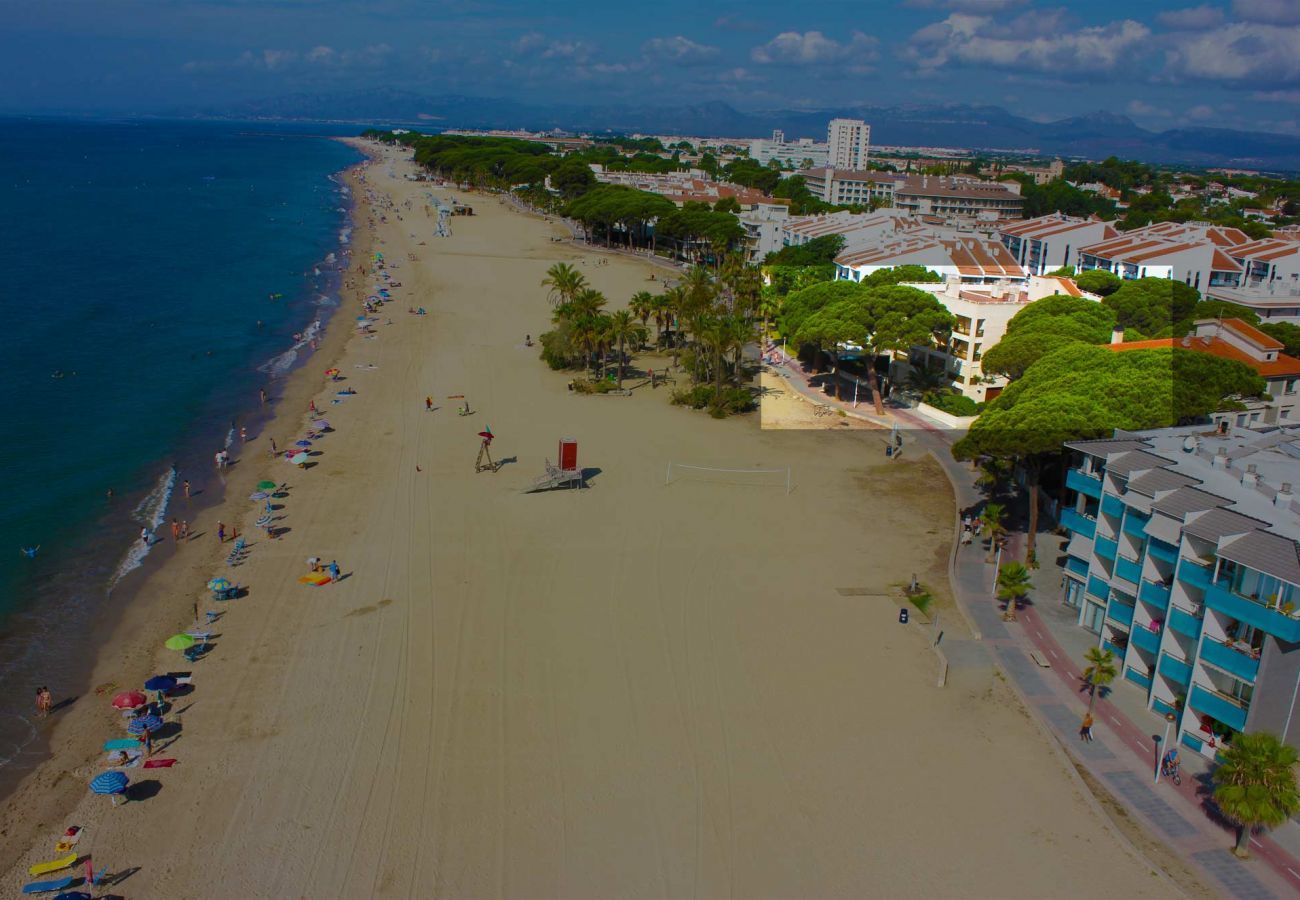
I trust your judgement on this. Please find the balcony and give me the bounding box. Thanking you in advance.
[1131,624,1161,654]
[1178,560,1213,590]
[1190,684,1249,732]
[1060,508,1097,539]
[1094,535,1118,561]
[1065,556,1089,578]
[1200,638,1261,683]
[1139,579,1171,607]
[1158,653,1193,686]
[1066,468,1103,499]
[1108,598,1135,627]
[1101,493,1125,518]
[1147,539,1178,565]
[1087,575,1109,601]
[1122,514,1150,538]
[1204,580,1300,643]
[1168,605,1203,639]
[1125,667,1153,690]
[1103,639,1127,658]
[1115,555,1144,585]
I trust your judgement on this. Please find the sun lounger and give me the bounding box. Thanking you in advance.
[54,826,82,854]
[184,629,212,641]
[21,876,75,894]
[143,758,177,768]
[28,853,77,876]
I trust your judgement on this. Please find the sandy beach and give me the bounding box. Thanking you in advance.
[1,142,1178,898]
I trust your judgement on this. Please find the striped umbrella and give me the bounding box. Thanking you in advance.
[127,714,163,735]
[89,771,129,795]
[111,691,146,710]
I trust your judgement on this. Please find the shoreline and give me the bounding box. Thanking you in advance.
[0,152,371,875]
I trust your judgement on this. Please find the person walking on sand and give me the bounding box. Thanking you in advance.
[183,480,191,500]
[328,560,341,583]
[180,520,189,542]
[216,522,225,544]
[240,426,247,443]
[140,527,150,547]
[171,519,180,542]
[41,686,51,716]
[260,388,267,405]
[425,396,432,412]
[35,687,45,718]
[270,437,278,455]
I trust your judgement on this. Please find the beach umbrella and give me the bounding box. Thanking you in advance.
[255,515,272,528]
[89,771,129,796]
[127,714,163,735]
[289,453,310,466]
[53,891,93,900]
[257,480,277,491]
[355,315,368,321]
[207,577,232,592]
[250,491,269,501]
[164,634,196,651]
[312,419,331,430]
[111,691,146,710]
[143,675,177,693]
[294,439,312,448]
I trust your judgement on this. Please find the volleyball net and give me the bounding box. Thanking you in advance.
[665,462,792,494]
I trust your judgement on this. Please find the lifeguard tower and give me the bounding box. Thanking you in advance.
[526,438,585,492]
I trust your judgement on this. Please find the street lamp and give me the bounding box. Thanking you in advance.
[1154,711,1178,784]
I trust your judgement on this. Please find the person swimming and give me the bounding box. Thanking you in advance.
[20,546,38,558]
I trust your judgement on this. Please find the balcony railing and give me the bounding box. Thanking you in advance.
[1060,508,1097,539]
[1204,580,1300,643]
[1108,599,1135,627]
[1177,559,1213,590]
[1190,683,1248,732]
[1101,493,1125,518]
[1147,539,1179,565]
[1168,605,1203,639]
[1115,555,1144,585]
[1087,575,1110,602]
[1139,579,1172,607]
[1094,535,1118,561]
[1200,638,1260,683]
[1122,514,1150,538]
[1066,556,1089,577]
[1066,468,1103,499]
[1158,653,1193,686]
[1125,667,1153,690]
[1131,624,1161,654]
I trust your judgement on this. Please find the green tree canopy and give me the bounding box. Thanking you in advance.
[980,331,1083,380]
[858,265,944,288]
[1260,321,1300,357]
[764,234,846,266]
[1212,731,1300,857]
[1005,294,1118,344]
[1103,278,1200,339]
[1074,269,1122,296]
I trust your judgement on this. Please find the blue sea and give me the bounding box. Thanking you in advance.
[0,117,362,779]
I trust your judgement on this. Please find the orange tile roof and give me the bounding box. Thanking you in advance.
[1108,329,1300,377]
[1215,317,1284,350]
[1042,275,1083,296]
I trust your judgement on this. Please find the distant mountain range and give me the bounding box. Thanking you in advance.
[185,90,1300,172]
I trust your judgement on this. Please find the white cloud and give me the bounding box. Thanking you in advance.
[1186,104,1217,119]
[903,0,1029,10]
[1232,0,1300,25]
[1156,4,1226,30]
[512,32,546,55]
[1126,99,1170,118]
[261,49,298,71]
[641,36,720,65]
[750,30,879,68]
[1164,22,1300,83]
[511,33,595,63]
[182,43,391,74]
[904,13,1150,75]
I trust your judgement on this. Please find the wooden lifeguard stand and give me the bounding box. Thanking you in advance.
[526,437,585,492]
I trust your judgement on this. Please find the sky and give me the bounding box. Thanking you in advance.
[3,0,1300,134]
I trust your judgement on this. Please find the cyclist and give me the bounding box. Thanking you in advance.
[1162,748,1181,779]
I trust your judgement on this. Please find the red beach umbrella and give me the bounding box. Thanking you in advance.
[111,691,147,710]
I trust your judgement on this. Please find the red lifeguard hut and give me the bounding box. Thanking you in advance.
[526,437,585,492]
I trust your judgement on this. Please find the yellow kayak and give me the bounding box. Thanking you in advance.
[28,852,77,876]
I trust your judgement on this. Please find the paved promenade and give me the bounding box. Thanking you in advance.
[765,349,1300,898]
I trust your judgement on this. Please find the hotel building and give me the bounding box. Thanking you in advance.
[827,118,871,171]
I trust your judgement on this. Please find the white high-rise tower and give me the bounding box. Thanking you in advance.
[827,118,870,171]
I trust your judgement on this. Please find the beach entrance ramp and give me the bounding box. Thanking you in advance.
[525,438,585,492]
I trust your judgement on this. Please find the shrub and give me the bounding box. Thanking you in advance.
[923,390,980,417]
[571,378,617,394]
[670,385,755,417]
[539,328,574,370]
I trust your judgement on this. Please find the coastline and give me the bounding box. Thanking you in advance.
[0,153,372,875]
[2,141,1177,898]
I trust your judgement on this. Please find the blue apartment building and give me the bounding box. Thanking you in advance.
[1059,425,1300,759]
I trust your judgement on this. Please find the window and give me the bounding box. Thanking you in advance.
[1285,379,1297,395]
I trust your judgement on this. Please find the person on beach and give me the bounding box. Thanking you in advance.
[183,480,191,500]
[142,725,153,758]
[1079,713,1094,742]
[240,426,247,442]
[308,556,320,572]
[140,527,150,547]
[180,520,189,542]
[171,519,180,542]
[35,687,45,718]
[328,560,341,583]
[217,522,225,543]
[40,686,51,715]
[270,438,278,455]
[260,388,267,405]
[425,396,432,411]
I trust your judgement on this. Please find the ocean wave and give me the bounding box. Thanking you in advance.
[111,465,177,589]
[338,226,352,245]
[225,426,236,449]
[257,316,323,377]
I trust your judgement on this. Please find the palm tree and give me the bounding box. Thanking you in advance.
[541,262,586,307]
[569,288,607,319]
[904,365,951,396]
[663,286,687,369]
[1212,732,1300,858]
[996,561,1031,621]
[981,502,1007,562]
[649,293,672,348]
[1081,646,1117,715]
[606,310,647,389]
[628,291,654,335]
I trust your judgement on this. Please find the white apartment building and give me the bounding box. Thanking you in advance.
[998,213,1119,274]
[739,202,794,261]
[902,275,1088,401]
[749,130,829,169]
[780,208,925,252]
[827,118,871,171]
[834,234,1027,287]
[1207,238,1300,325]
[1077,222,1251,294]
[800,167,899,206]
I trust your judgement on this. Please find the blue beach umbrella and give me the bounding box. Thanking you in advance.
[143,675,177,693]
[207,577,232,592]
[294,439,312,448]
[355,314,368,321]
[89,771,129,795]
[54,892,93,900]
[127,714,163,735]
[249,491,269,501]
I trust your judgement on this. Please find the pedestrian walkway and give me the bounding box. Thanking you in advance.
[765,349,1300,897]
